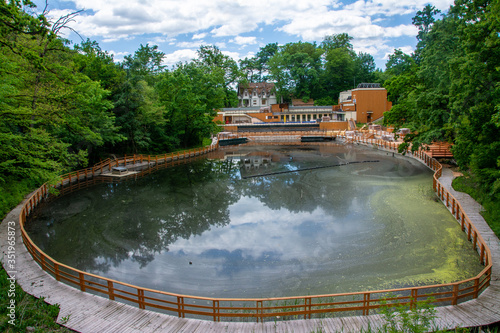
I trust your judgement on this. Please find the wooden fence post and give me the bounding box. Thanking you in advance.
[363,293,371,316]
[473,278,480,298]
[410,289,418,310]
[452,284,459,305]
[79,272,86,292]
[108,281,114,300]
[480,244,485,265]
[177,296,185,318]
[305,297,312,319]
[138,289,145,309]
[256,300,263,323]
[212,300,220,322]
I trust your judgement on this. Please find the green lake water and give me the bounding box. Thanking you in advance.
[26,144,483,299]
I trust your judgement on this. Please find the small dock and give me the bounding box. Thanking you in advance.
[301,136,336,142]
[99,166,139,178]
[218,137,248,146]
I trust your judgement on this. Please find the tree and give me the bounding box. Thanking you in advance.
[413,5,442,63]
[383,0,500,216]
[238,43,279,85]
[268,41,324,101]
[413,6,441,43]
[112,44,166,153]
[239,57,260,83]
[255,42,278,81]
[74,39,125,93]
[318,34,359,101]
[0,1,125,218]
[195,45,239,107]
[385,49,415,76]
[321,47,356,101]
[448,0,500,196]
[122,44,165,85]
[354,52,376,84]
[1,1,121,169]
[320,33,354,53]
[156,61,225,148]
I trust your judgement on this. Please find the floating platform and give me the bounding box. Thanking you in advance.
[219,137,248,146]
[101,171,139,178]
[301,136,336,142]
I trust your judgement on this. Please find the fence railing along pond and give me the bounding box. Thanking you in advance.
[18,138,492,322]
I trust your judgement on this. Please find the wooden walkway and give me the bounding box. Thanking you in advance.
[1,158,499,332]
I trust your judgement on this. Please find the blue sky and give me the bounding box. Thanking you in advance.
[32,0,453,70]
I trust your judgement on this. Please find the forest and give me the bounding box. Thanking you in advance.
[0,0,499,232]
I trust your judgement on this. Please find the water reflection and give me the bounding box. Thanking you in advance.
[26,144,483,298]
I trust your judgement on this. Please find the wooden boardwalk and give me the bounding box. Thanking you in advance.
[1,160,499,332]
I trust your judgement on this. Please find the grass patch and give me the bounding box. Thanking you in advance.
[0,265,73,332]
[452,175,500,238]
[0,177,38,221]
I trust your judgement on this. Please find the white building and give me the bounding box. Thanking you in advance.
[238,82,277,108]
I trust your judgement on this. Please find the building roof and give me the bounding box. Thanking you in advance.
[238,82,275,95]
[292,98,314,106]
[356,83,381,88]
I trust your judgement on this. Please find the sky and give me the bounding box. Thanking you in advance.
[31,0,453,70]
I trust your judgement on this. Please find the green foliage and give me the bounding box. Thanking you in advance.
[156,61,224,148]
[378,299,437,333]
[268,41,324,102]
[0,2,226,218]
[384,0,500,221]
[195,45,239,107]
[247,34,377,103]
[0,177,35,219]
[453,175,500,236]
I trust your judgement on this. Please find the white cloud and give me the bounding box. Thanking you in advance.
[149,36,176,44]
[109,50,130,62]
[168,196,359,261]
[46,0,453,43]
[278,10,371,41]
[224,50,241,58]
[176,41,204,48]
[382,45,414,61]
[192,33,207,40]
[40,0,453,69]
[230,36,258,46]
[163,49,198,68]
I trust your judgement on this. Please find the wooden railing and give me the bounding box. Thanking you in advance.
[18,139,492,322]
[55,145,218,191]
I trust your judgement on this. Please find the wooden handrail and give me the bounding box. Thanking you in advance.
[18,138,492,322]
